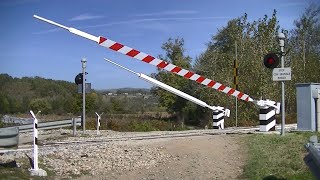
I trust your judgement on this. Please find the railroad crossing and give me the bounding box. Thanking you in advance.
[33,15,282,132]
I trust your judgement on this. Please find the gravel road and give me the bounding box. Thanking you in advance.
[1,129,247,179]
[90,135,246,180]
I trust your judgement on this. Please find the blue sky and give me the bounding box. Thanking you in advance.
[0,0,314,90]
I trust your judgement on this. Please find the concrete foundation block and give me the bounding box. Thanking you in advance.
[29,168,47,176]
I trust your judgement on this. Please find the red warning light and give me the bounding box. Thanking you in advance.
[263,53,279,69]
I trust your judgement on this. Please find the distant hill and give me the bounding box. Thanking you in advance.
[0,74,156,115]
[97,88,151,95]
[0,74,77,114]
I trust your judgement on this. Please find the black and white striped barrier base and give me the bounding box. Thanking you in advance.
[259,100,281,132]
[212,109,230,129]
[259,106,276,131]
[213,110,224,129]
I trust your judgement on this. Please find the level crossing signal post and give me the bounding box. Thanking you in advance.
[262,32,289,135]
[81,58,86,133]
[278,33,286,136]
[75,58,88,133]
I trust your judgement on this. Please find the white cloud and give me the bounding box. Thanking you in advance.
[135,21,171,33]
[134,10,198,17]
[0,0,38,7]
[80,16,230,29]
[32,28,62,35]
[278,2,307,8]
[69,13,104,21]
[33,16,230,34]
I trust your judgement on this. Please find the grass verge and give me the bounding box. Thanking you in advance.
[0,157,55,180]
[242,131,320,180]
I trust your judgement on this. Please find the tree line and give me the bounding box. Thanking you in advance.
[152,5,320,126]
[0,75,159,116]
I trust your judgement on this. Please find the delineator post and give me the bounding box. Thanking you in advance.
[29,110,47,176]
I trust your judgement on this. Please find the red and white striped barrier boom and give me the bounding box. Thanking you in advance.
[33,15,254,102]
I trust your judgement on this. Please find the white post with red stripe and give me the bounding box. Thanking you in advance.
[29,110,47,176]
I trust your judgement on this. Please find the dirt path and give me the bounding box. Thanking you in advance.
[80,134,246,180]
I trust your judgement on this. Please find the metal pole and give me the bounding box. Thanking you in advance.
[281,81,285,135]
[73,118,76,136]
[316,98,320,132]
[81,58,87,133]
[235,41,238,127]
[278,33,285,136]
[235,98,238,127]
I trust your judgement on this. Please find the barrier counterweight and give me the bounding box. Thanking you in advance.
[212,110,225,129]
[259,106,276,132]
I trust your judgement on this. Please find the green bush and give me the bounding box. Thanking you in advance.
[29,98,52,114]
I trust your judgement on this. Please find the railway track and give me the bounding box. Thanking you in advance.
[0,124,297,154]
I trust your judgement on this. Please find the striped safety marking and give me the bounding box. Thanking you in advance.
[33,115,38,146]
[233,59,239,90]
[98,36,253,102]
[35,121,38,145]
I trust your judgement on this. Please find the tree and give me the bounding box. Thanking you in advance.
[286,4,320,114]
[194,11,281,125]
[152,38,193,126]
[0,74,13,87]
[0,93,10,114]
[110,97,125,113]
[290,4,320,82]
[29,98,52,114]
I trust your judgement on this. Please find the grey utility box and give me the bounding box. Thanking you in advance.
[296,83,320,131]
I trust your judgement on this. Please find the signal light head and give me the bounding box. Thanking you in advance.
[75,73,83,85]
[263,53,279,69]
